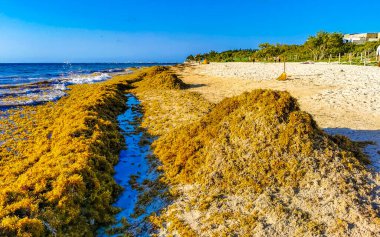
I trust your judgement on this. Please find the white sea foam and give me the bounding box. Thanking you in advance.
[53,83,67,91]
[0,90,66,107]
[66,73,111,84]
[0,72,115,107]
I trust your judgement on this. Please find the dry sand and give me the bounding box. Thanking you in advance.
[174,62,380,170]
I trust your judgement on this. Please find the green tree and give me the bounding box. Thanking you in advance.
[304,31,344,60]
[186,55,195,61]
[194,54,203,62]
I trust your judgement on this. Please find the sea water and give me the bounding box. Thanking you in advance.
[98,94,166,236]
[0,63,175,107]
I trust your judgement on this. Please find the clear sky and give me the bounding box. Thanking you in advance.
[0,0,379,63]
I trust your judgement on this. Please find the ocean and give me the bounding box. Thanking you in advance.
[0,63,175,108]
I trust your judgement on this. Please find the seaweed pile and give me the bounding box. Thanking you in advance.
[129,69,380,236]
[0,66,192,236]
[1,66,379,236]
[0,75,131,236]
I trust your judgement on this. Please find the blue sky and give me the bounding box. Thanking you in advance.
[0,0,379,62]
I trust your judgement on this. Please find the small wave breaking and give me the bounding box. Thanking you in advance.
[0,63,176,108]
[66,72,111,84]
[0,72,113,107]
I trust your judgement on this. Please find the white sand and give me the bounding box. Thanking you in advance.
[176,62,380,170]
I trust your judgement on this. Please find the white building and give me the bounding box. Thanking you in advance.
[343,33,380,44]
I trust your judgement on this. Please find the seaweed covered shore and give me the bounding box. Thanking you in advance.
[0,66,379,236]
[0,74,133,235]
[0,66,206,236]
[130,67,380,236]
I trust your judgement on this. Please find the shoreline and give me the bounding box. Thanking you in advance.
[0,66,185,236]
[0,71,131,235]
[1,65,379,236]
[0,63,178,108]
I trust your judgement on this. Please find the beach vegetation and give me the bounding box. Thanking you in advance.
[304,32,346,60]
[189,31,380,63]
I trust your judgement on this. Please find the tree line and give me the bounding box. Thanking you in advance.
[187,32,380,62]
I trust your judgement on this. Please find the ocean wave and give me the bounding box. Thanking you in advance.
[65,73,111,84]
[0,72,112,107]
[0,63,151,108]
[53,83,67,91]
[0,88,44,98]
[0,75,21,79]
[0,89,66,107]
[102,68,125,73]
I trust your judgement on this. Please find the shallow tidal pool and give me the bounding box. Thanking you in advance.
[98,94,165,236]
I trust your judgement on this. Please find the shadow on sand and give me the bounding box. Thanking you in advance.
[324,127,380,171]
[187,83,207,89]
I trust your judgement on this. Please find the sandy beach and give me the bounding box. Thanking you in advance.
[175,62,380,170]
[2,0,380,235]
[2,65,379,236]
